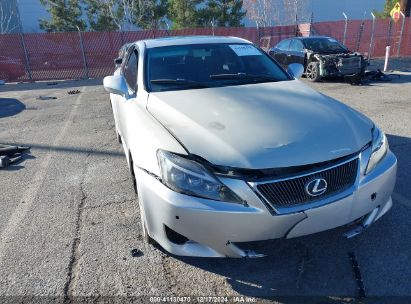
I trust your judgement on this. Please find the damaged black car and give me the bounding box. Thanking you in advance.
[269,36,367,82]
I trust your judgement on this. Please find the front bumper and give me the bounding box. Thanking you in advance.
[136,151,397,257]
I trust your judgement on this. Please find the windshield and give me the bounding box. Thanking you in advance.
[303,38,348,53]
[146,43,290,92]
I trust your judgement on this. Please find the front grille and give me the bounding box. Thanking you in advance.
[338,57,362,74]
[256,158,358,210]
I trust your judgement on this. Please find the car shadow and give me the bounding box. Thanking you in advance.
[151,134,411,300]
[0,98,25,118]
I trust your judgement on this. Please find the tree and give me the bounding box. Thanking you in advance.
[402,0,411,16]
[0,0,18,34]
[82,0,168,31]
[374,0,410,18]
[243,0,279,27]
[198,0,246,27]
[283,0,309,24]
[168,0,202,29]
[137,0,168,30]
[39,0,86,32]
[82,0,123,31]
[243,0,309,27]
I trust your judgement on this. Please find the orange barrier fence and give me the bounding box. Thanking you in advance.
[0,18,410,82]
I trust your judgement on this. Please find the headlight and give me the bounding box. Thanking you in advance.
[365,127,388,175]
[157,150,243,204]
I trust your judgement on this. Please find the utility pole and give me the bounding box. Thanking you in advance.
[15,0,32,80]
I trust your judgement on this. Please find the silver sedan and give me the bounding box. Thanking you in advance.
[103,36,397,258]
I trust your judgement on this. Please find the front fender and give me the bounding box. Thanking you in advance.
[122,93,187,177]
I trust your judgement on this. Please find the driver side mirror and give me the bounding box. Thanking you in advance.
[103,75,129,98]
[287,63,304,79]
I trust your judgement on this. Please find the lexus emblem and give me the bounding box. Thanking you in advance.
[305,178,328,196]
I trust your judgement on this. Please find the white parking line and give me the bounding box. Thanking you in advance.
[0,87,86,261]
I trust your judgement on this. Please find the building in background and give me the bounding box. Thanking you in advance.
[2,0,386,33]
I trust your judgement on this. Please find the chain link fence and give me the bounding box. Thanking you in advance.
[1,16,410,83]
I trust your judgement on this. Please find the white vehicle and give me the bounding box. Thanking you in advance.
[104,36,397,258]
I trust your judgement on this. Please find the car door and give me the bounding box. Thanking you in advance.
[118,47,138,145]
[269,39,291,68]
[111,47,132,137]
[288,39,306,67]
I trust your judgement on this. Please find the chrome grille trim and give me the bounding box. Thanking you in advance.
[248,156,360,215]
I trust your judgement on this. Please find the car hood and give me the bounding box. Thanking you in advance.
[147,80,373,169]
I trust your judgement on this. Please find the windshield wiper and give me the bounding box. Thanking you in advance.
[150,78,209,88]
[209,73,279,82]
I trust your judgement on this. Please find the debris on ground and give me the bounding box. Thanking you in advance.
[131,248,143,257]
[344,69,399,85]
[344,73,363,85]
[0,144,31,169]
[364,69,393,82]
[348,251,366,299]
[68,90,81,95]
[37,96,57,100]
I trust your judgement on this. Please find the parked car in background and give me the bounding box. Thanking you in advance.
[269,36,367,82]
[103,36,396,258]
[0,56,26,82]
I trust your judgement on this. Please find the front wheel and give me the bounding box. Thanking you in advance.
[306,62,322,82]
[130,155,155,245]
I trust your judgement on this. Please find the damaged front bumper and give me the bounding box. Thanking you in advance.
[315,53,367,77]
[136,151,396,258]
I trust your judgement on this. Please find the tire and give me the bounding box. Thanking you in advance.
[130,156,138,195]
[109,101,122,144]
[306,62,322,82]
[116,131,122,144]
[140,213,155,245]
[130,154,155,245]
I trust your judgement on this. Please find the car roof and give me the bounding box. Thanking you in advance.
[294,36,334,41]
[280,36,334,41]
[138,36,251,48]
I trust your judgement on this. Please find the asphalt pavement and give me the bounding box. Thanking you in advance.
[0,73,410,303]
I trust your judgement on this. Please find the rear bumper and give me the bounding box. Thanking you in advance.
[136,151,397,257]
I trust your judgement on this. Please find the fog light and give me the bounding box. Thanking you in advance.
[165,225,189,245]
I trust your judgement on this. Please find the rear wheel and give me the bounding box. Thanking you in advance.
[306,62,321,82]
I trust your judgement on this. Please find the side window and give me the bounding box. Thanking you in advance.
[276,39,290,51]
[124,50,138,92]
[289,40,304,52]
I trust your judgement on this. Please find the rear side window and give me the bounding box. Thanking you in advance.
[289,40,304,52]
[124,50,138,92]
[276,40,290,51]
